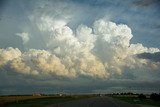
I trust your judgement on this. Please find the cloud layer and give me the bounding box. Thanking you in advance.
[0,18,159,79]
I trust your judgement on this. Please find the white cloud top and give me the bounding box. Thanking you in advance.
[0,18,159,79]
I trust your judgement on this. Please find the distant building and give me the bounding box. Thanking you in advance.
[59,93,63,96]
[32,93,42,96]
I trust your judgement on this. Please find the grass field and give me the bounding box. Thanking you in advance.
[111,95,160,106]
[0,95,92,107]
[1,94,160,107]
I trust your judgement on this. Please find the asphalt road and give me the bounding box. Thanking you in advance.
[46,96,140,107]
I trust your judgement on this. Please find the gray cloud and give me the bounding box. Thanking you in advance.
[137,52,160,62]
[133,0,160,7]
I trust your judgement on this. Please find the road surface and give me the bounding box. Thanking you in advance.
[46,96,140,107]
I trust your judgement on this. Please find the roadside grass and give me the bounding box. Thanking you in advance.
[112,95,160,106]
[0,96,50,104]
[0,95,92,107]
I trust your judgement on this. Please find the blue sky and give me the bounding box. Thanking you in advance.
[0,0,160,95]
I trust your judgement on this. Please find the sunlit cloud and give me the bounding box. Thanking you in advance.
[0,0,160,94]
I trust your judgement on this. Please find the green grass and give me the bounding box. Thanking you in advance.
[0,95,92,107]
[112,96,160,106]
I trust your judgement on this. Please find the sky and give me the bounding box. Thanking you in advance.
[0,0,160,95]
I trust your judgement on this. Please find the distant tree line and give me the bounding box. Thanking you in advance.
[150,93,160,100]
[138,94,146,99]
[110,92,160,100]
[138,93,160,100]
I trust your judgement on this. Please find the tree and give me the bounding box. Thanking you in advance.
[150,93,160,100]
[138,94,146,99]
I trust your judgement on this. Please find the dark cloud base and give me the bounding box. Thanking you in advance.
[137,52,160,62]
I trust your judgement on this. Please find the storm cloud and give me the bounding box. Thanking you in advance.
[0,0,160,94]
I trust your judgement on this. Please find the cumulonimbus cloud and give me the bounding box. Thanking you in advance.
[0,18,160,79]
